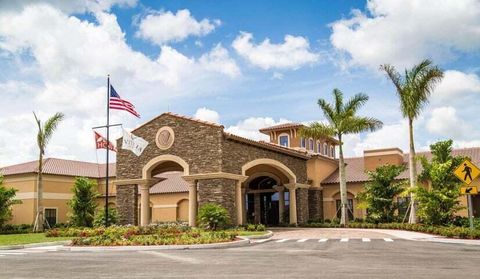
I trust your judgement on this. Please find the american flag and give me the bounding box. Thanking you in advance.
[109,85,140,118]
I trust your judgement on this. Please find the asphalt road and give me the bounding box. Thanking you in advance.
[1,239,479,278]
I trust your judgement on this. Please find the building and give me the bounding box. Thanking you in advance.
[2,112,480,226]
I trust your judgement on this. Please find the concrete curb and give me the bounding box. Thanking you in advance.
[241,230,273,240]
[65,237,250,251]
[0,240,71,250]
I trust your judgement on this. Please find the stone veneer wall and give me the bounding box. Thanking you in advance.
[296,188,309,224]
[197,178,237,225]
[221,139,309,184]
[308,189,323,222]
[117,185,138,225]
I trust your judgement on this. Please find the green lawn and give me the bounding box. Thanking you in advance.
[236,231,269,236]
[0,233,72,246]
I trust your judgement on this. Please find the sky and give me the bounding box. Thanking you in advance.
[1,0,480,166]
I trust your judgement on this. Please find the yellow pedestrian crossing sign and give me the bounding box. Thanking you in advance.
[454,159,480,185]
[461,186,478,195]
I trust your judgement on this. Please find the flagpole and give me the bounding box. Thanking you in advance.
[105,74,110,227]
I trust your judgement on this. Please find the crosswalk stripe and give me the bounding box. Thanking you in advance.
[253,239,271,243]
[340,238,349,242]
[318,238,328,242]
[0,252,26,255]
[384,238,394,242]
[276,239,290,243]
[297,239,309,243]
[362,238,371,242]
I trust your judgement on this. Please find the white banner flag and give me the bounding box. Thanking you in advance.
[122,129,148,156]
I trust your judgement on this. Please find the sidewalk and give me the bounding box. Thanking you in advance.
[371,229,480,245]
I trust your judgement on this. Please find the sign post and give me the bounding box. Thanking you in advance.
[454,159,480,230]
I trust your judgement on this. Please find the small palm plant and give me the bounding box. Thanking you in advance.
[33,112,64,232]
[380,60,443,223]
[300,89,382,226]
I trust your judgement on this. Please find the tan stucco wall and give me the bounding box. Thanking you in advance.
[10,199,35,225]
[307,158,338,188]
[322,182,366,220]
[149,192,189,223]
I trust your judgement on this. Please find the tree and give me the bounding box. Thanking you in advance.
[0,175,22,228]
[33,112,64,231]
[299,89,383,225]
[357,165,406,223]
[93,207,118,227]
[414,140,465,225]
[380,60,443,223]
[69,177,99,227]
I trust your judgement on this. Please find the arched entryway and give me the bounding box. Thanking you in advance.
[242,159,298,225]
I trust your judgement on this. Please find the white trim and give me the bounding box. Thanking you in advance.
[241,158,297,183]
[316,140,321,154]
[277,133,290,147]
[142,154,190,178]
[308,138,314,151]
[152,204,178,209]
[14,192,73,200]
[323,143,328,156]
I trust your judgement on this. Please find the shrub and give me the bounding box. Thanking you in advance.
[68,177,99,227]
[197,203,231,231]
[0,224,33,235]
[0,175,22,228]
[244,223,266,231]
[93,208,118,227]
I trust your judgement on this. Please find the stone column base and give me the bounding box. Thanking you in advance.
[308,188,323,222]
[117,184,138,225]
[197,178,237,226]
[296,188,309,225]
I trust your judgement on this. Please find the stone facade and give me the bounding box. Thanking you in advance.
[308,188,323,222]
[296,188,309,224]
[197,178,237,225]
[117,184,138,225]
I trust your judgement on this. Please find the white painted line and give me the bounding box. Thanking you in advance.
[253,239,271,243]
[384,238,394,242]
[0,252,26,255]
[139,251,201,264]
[297,239,309,243]
[340,238,349,242]
[0,255,4,257]
[318,238,328,242]
[276,239,290,243]
[362,238,371,242]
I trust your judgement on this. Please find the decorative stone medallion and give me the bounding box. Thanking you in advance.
[155,126,175,150]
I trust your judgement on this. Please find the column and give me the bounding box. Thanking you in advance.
[139,184,150,226]
[278,189,285,224]
[241,187,247,224]
[254,193,261,224]
[235,181,243,225]
[188,180,197,227]
[287,185,297,225]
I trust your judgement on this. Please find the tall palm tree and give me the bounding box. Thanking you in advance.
[300,89,382,226]
[380,59,443,224]
[33,112,64,232]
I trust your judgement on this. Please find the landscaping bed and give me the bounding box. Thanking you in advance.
[46,224,240,246]
[303,222,480,239]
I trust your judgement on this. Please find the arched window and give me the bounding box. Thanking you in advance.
[316,141,321,154]
[323,143,328,155]
[309,138,314,151]
[331,146,335,158]
[300,137,306,148]
[278,133,290,147]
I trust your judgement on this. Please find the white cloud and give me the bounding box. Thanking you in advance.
[232,32,319,70]
[0,0,137,14]
[137,9,220,45]
[426,106,470,138]
[271,72,284,80]
[225,117,290,141]
[199,44,241,78]
[433,70,480,102]
[330,0,480,69]
[193,107,220,124]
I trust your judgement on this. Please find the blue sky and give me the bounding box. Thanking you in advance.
[0,0,479,166]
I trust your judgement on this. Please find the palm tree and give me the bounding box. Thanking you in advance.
[300,89,382,226]
[33,112,64,232]
[380,59,443,224]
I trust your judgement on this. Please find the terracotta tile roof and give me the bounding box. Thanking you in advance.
[322,147,480,184]
[224,132,311,159]
[259,122,304,133]
[0,158,115,178]
[150,172,188,194]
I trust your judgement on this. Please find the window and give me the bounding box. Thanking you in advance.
[331,146,335,158]
[300,137,306,148]
[278,134,289,147]
[323,143,328,155]
[336,199,354,220]
[309,138,314,151]
[317,141,321,154]
[44,208,57,226]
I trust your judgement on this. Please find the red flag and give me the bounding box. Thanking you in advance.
[94,131,116,152]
